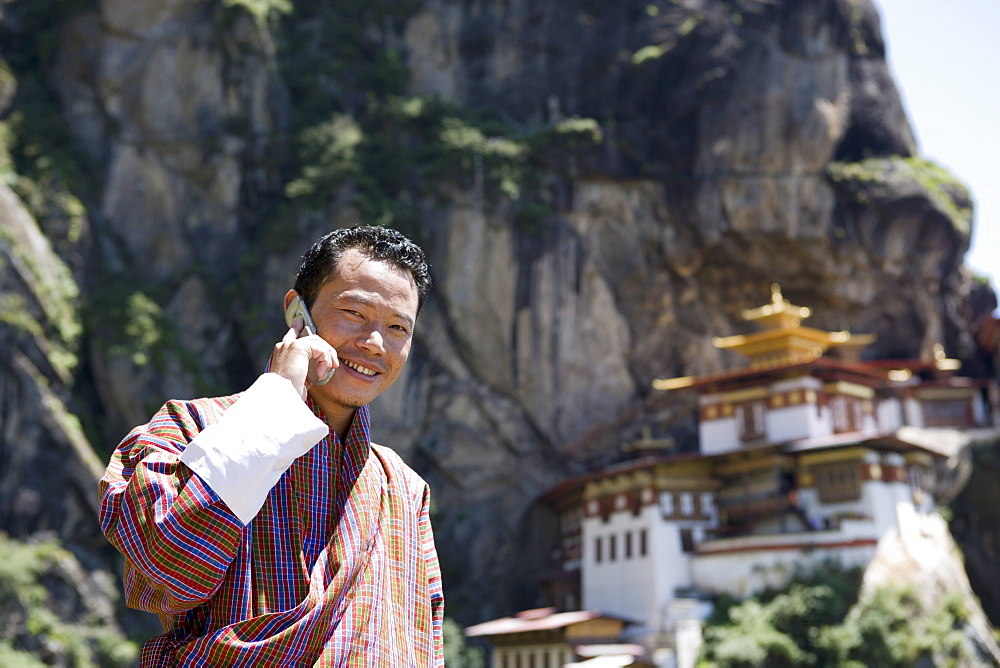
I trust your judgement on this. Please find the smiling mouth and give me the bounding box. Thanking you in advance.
[344,359,379,376]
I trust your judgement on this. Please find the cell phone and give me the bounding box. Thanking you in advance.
[284,292,319,336]
[284,292,334,385]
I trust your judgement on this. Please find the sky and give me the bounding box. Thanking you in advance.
[874,0,999,302]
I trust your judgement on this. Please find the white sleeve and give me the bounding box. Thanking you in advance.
[179,373,329,524]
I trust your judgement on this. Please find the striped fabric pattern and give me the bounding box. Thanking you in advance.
[99,394,444,667]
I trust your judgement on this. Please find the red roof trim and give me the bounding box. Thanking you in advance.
[697,537,878,556]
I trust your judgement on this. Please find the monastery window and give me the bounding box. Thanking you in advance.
[625,531,633,559]
[922,398,971,427]
[640,529,648,556]
[735,400,767,441]
[814,462,861,503]
[680,492,694,516]
[543,654,550,668]
[831,396,864,433]
[594,536,602,564]
[701,492,715,516]
[609,534,617,561]
[907,465,927,491]
[680,528,696,553]
[659,491,674,516]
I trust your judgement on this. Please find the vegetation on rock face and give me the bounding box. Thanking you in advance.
[281,91,602,234]
[83,283,166,369]
[258,0,603,243]
[698,559,973,667]
[826,155,973,236]
[0,533,138,667]
[0,2,94,381]
[947,437,1000,628]
[222,0,293,28]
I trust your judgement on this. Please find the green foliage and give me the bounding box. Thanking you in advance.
[678,14,701,36]
[818,584,968,667]
[285,113,364,198]
[279,87,602,235]
[223,0,292,28]
[0,533,139,667]
[1,7,100,203]
[0,210,82,379]
[0,116,16,180]
[841,0,870,56]
[826,156,973,236]
[632,44,667,65]
[699,559,971,667]
[84,279,166,368]
[257,0,603,245]
[275,0,421,129]
[0,10,92,378]
[0,533,60,605]
[0,641,46,668]
[113,291,164,368]
[0,293,44,338]
[705,599,805,667]
[443,617,486,668]
[0,226,81,345]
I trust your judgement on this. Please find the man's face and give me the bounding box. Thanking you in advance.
[307,247,420,411]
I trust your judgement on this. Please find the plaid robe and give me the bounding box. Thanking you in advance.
[99,387,444,667]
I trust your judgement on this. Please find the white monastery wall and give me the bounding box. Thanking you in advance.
[690,538,877,597]
[699,418,739,455]
[904,397,924,428]
[582,506,682,628]
[766,404,816,442]
[877,397,904,431]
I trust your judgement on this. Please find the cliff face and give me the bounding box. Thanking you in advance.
[0,0,993,644]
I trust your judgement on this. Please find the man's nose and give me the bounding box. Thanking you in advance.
[360,328,385,353]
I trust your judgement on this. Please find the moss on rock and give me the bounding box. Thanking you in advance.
[827,155,973,236]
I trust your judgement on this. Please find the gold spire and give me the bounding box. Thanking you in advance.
[652,284,880,389]
[740,284,812,330]
[711,284,876,370]
[932,343,961,371]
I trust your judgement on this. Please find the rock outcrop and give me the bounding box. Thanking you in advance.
[0,0,994,652]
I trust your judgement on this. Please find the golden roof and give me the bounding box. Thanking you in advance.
[740,283,812,330]
[653,285,879,390]
[708,284,875,369]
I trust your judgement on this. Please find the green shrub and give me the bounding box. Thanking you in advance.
[443,617,486,668]
[0,533,139,667]
[699,559,969,667]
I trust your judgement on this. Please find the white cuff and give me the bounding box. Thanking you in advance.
[179,373,329,524]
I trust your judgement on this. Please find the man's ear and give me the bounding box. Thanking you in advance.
[283,289,298,311]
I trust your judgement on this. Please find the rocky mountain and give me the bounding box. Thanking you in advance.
[1,0,997,663]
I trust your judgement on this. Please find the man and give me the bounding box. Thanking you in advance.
[99,226,444,666]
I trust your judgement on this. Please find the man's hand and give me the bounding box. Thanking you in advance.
[270,319,339,400]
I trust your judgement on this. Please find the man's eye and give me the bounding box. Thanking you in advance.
[390,324,409,334]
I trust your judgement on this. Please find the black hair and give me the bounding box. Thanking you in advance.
[293,225,432,313]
